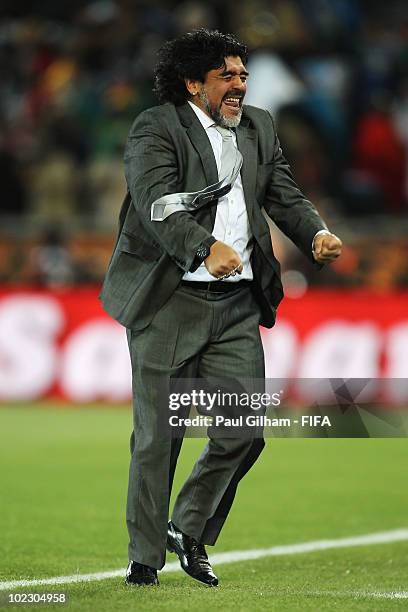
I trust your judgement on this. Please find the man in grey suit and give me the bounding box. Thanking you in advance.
[100,29,342,587]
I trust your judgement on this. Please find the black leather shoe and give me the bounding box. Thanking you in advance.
[167,521,218,586]
[125,561,159,586]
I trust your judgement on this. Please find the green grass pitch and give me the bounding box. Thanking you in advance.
[0,405,407,610]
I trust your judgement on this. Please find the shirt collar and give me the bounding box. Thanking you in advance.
[188,100,216,130]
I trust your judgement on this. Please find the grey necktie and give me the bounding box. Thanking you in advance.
[150,126,243,222]
[215,126,243,182]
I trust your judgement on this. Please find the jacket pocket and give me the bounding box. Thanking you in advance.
[119,231,162,262]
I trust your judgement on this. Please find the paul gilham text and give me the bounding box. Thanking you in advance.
[169,415,332,428]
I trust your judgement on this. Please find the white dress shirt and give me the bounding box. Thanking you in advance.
[183,102,254,282]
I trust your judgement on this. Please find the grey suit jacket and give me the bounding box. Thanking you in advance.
[99,102,327,330]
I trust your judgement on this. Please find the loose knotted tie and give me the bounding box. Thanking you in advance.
[214,126,243,182]
[150,125,243,222]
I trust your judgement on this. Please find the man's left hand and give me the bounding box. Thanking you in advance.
[313,233,342,264]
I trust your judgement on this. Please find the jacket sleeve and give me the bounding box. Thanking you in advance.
[262,111,328,264]
[124,109,215,273]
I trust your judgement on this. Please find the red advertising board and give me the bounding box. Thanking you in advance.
[0,288,407,402]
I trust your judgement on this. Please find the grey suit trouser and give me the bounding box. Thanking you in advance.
[126,283,265,569]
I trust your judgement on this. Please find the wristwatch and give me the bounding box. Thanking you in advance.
[196,244,211,261]
[189,236,217,272]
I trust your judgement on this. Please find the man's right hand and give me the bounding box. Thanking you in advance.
[204,241,243,279]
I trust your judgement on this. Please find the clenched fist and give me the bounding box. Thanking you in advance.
[313,232,342,264]
[204,241,243,279]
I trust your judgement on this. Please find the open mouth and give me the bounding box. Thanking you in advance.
[222,96,242,111]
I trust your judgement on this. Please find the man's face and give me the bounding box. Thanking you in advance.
[188,56,248,128]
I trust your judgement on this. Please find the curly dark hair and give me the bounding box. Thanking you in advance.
[153,29,248,105]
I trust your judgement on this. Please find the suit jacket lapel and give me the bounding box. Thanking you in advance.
[176,104,218,186]
[236,121,258,221]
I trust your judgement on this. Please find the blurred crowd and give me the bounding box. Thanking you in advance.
[0,0,407,289]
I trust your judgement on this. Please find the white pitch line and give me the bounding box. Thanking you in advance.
[1,528,407,592]
[372,592,408,599]
[308,589,408,600]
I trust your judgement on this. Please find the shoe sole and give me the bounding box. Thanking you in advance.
[125,583,159,587]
